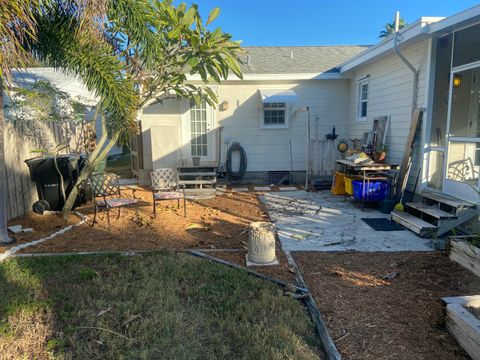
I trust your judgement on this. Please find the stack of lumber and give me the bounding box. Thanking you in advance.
[449,237,480,277]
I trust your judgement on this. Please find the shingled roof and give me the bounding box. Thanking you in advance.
[240,46,370,74]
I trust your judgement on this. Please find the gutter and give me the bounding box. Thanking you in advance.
[393,11,419,116]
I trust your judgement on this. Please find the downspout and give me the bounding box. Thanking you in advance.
[217,126,224,173]
[393,11,419,116]
[305,106,311,190]
[393,11,421,197]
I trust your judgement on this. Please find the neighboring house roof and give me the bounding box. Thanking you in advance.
[11,67,97,104]
[240,46,370,75]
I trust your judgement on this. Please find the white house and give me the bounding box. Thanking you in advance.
[135,45,368,184]
[8,68,123,157]
[135,4,480,208]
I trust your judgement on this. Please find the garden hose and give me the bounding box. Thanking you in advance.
[226,142,247,181]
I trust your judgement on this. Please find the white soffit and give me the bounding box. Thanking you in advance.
[259,89,298,104]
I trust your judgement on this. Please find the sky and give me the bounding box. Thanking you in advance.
[192,0,480,46]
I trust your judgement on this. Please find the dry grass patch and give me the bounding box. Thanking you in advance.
[0,253,321,359]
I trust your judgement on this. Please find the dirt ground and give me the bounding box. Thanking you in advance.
[294,251,480,360]
[1,188,268,254]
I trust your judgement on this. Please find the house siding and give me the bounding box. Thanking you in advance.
[138,79,350,183]
[345,39,431,194]
[216,80,350,172]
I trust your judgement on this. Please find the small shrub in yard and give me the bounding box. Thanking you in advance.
[0,253,321,359]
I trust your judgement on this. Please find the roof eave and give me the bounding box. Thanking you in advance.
[185,72,344,81]
[339,17,443,73]
[427,4,480,35]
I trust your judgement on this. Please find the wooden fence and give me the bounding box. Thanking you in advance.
[3,119,87,220]
[308,139,363,180]
[308,139,341,179]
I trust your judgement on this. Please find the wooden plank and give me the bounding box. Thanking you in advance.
[405,202,456,219]
[178,180,216,185]
[17,120,36,213]
[285,251,342,360]
[373,116,388,150]
[4,123,18,219]
[449,239,480,278]
[422,191,475,209]
[336,159,399,171]
[446,303,480,360]
[12,120,25,216]
[396,109,423,199]
[442,295,480,307]
[178,172,217,176]
[392,209,437,230]
[391,209,437,235]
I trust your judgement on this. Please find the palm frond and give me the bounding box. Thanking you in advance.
[0,0,39,80]
[29,7,138,146]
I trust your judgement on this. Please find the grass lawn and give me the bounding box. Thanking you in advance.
[0,253,321,359]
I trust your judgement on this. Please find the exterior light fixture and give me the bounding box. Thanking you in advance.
[453,74,462,87]
[220,101,229,111]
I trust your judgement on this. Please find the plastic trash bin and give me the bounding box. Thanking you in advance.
[25,155,80,211]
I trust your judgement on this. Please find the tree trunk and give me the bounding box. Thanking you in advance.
[60,132,118,219]
[247,222,276,264]
[0,76,14,243]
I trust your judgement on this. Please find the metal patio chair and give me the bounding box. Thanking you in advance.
[90,172,138,229]
[151,168,187,218]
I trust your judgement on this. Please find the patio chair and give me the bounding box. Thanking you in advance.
[90,172,138,229]
[151,168,186,218]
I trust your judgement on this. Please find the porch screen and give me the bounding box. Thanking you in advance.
[190,99,208,157]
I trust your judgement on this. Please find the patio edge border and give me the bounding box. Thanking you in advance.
[0,211,89,263]
[285,250,343,360]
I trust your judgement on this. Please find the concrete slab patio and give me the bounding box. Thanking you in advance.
[260,191,435,252]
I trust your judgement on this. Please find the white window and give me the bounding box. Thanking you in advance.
[262,102,288,128]
[357,78,369,121]
[190,99,208,156]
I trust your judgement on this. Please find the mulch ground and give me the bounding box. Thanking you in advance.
[1,188,268,254]
[1,187,294,282]
[294,251,480,360]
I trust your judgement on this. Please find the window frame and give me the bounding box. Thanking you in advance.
[261,101,289,129]
[357,78,369,122]
[189,99,208,157]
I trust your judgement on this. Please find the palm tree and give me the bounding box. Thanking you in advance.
[379,17,407,38]
[0,1,244,229]
[58,1,244,218]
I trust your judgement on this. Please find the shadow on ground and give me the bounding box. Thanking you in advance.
[0,252,322,359]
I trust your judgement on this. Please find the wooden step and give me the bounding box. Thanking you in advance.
[178,180,217,185]
[405,202,457,220]
[422,191,475,209]
[178,172,217,177]
[391,209,437,237]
